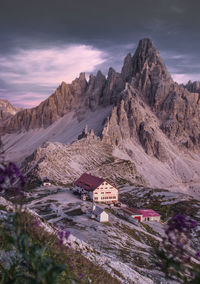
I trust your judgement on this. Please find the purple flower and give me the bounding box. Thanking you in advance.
[58,230,64,239]
[196,251,200,258]
[58,230,64,245]
[78,271,84,279]
[0,162,25,193]
[166,214,197,234]
[35,218,40,227]
[65,229,70,239]
[58,229,70,246]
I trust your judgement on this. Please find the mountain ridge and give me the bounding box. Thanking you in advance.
[2,38,200,199]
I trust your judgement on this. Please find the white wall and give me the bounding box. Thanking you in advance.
[142,216,161,222]
[98,211,109,222]
[93,181,118,203]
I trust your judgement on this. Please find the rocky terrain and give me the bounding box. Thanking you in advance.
[1,38,200,199]
[17,185,199,284]
[0,99,21,122]
[184,80,200,94]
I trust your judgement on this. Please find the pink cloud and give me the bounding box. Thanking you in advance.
[0,44,106,107]
[171,73,200,84]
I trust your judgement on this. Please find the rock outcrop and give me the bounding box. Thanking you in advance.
[0,73,88,133]
[0,99,21,122]
[100,68,125,105]
[23,136,145,187]
[101,84,167,160]
[120,38,200,149]
[184,80,200,94]
[84,71,106,111]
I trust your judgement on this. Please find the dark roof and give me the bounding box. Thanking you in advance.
[122,207,143,216]
[75,173,105,192]
[93,206,105,216]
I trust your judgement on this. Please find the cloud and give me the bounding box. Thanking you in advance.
[0,44,106,107]
[171,73,200,84]
[0,45,106,86]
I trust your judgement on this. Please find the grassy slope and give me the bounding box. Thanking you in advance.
[0,207,121,284]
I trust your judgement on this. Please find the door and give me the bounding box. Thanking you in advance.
[134,216,141,222]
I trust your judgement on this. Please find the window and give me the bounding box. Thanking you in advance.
[94,192,98,194]
[106,192,111,194]
[101,197,104,200]
[94,197,98,200]
[101,192,104,194]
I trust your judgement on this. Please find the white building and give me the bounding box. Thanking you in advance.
[121,207,143,222]
[137,209,161,222]
[42,178,52,186]
[91,203,109,223]
[74,173,118,204]
[121,207,161,222]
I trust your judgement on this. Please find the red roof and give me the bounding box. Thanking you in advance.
[122,207,143,216]
[75,173,105,192]
[137,209,160,217]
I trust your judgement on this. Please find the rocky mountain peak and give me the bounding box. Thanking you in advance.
[0,99,22,122]
[184,80,200,94]
[132,38,157,72]
[121,53,133,82]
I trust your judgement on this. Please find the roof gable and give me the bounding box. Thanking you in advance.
[93,206,106,216]
[75,173,104,191]
[137,209,160,217]
[122,207,143,216]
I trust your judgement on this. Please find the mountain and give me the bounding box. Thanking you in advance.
[184,80,200,94]
[1,38,200,199]
[0,99,21,122]
[0,69,124,134]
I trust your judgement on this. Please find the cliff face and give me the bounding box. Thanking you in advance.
[119,38,200,149]
[2,37,200,154]
[184,80,200,94]
[1,73,88,133]
[0,99,21,122]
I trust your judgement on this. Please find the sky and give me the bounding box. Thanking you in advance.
[0,0,200,108]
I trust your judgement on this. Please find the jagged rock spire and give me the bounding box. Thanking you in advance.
[121,38,171,83]
[132,38,171,80]
[121,38,173,109]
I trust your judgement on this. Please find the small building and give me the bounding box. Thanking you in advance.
[137,209,161,222]
[42,178,51,187]
[121,207,143,222]
[74,173,118,204]
[90,203,109,223]
[121,207,161,222]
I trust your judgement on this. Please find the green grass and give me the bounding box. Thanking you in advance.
[0,209,121,284]
[141,223,158,236]
[0,204,7,211]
